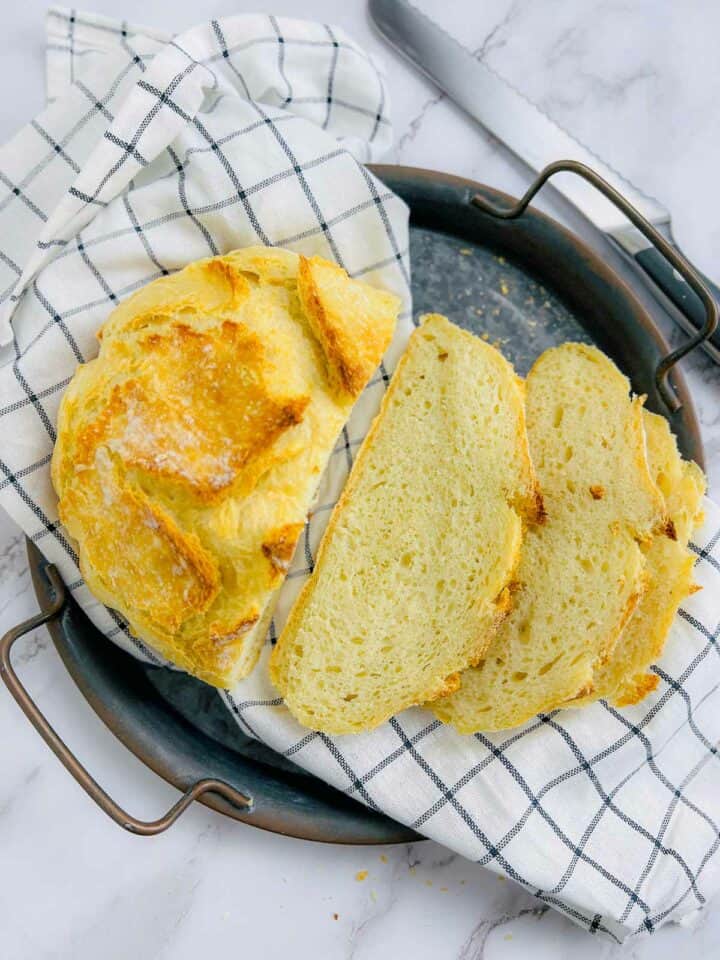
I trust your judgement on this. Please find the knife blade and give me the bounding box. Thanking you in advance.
[369,0,720,361]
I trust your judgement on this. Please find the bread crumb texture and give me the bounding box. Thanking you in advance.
[51,247,399,687]
[570,409,706,708]
[270,314,542,733]
[433,343,681,733]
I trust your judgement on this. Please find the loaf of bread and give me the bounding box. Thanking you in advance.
[571,410,706,708]
[52,246,400,687]
[432,343,667,733]
[269,314,543,733]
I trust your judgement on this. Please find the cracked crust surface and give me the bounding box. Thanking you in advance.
[52,246,399,686]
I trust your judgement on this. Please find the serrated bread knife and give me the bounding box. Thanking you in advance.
[369,0,720,363]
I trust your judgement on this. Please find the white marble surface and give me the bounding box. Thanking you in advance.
[1,1,719,957]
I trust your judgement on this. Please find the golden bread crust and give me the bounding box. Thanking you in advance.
[74,322,309,504]
[52,246,400,687]
[60,453,220,633]
[297,256,398,398]
[614,672,660,708]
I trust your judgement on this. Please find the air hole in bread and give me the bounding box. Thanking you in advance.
[539,655,562,675]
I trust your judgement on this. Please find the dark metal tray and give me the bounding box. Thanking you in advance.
[2,164,711,843]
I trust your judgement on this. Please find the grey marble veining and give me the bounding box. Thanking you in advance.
[0,2,719,958]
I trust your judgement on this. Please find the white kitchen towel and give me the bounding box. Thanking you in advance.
[0,7,719,945]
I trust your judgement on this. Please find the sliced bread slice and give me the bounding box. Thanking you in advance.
[432,343,666,733]
[269,314,542,734]
[579,411,706,708]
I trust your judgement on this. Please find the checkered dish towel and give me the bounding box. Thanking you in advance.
[1,7,719,944]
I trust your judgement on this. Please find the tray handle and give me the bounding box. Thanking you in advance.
[0,564,252,835]
[470,159,719,412]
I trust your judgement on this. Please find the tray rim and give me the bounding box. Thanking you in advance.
[371,163,703,468]
[28,544,418,844]
[26,163,704,843]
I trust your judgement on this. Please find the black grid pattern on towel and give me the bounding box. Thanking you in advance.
[0,13,406,652]
[226,521,720,940]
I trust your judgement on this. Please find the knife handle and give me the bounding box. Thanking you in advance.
[635,247,720,362]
